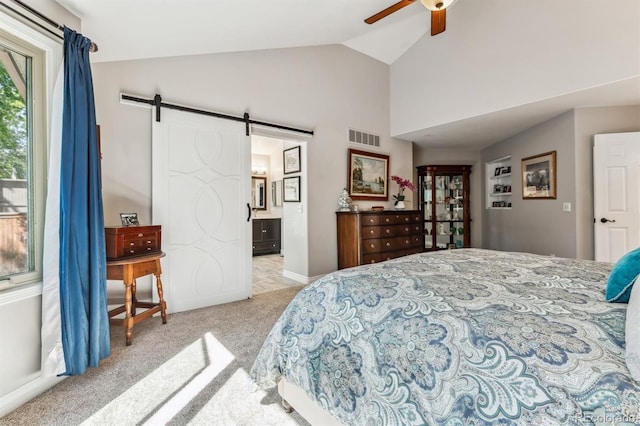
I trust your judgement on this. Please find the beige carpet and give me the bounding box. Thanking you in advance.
[1,286,310,426]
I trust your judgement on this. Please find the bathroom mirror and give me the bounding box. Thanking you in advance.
[272,180,282,207]
[252,176,267,210]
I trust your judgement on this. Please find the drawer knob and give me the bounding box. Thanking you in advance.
[146,240,152,244]
[404,227,409,232]
[385,229,390,234]
[370,260,376,264]
[137,233,143,237]
[405,240,410,244]
[370,230,374,234]
[129,242,135,246]
[385,242,391,247]
[129,250,135,254]
[370,244,375,248]
[146,247,152,251]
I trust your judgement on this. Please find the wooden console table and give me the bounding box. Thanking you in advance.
[107,252,168,345]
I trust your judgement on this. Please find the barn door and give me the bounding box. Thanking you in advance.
[152,108,251,313]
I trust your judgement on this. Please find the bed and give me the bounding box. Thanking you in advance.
[250,249,639,425]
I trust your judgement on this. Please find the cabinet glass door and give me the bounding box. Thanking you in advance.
[417,164,471,251]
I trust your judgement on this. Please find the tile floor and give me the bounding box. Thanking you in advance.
[252,253,301,295]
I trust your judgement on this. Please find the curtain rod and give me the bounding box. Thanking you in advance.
[0,0,98,52]
[121,93,315,137]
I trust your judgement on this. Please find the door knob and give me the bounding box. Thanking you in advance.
[600,217,616,223]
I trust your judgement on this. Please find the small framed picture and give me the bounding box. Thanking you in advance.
[120,212,139,226]
[283,146,301,174]
[283,176,301,202]
[502,166,511,174]
[494,167,502,176]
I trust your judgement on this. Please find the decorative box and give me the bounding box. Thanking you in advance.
[105,225,162,260]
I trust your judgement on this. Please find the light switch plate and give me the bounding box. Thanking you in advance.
[563,202,571,212]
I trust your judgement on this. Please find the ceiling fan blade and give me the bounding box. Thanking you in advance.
[431,8,446,35]
[365,0,417,24]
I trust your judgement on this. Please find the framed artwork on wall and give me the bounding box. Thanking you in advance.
[283,146,301,174]
[347,148,389,201]
[283,176,301,202]
[522,151,557,199]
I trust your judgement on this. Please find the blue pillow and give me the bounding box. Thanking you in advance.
[606,247,640,303]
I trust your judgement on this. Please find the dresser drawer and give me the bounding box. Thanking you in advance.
[386,236,415,251]
[105,225,162,260]
[362,253,382,264]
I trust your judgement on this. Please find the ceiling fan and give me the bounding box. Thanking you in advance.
[364,0,456,36]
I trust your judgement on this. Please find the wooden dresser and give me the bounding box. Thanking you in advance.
[105,225,162,260]
[336,210,423,269]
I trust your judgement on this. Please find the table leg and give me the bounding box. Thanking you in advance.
[123,267,135,346]
[154,264,168,324]
[131,279,137,317]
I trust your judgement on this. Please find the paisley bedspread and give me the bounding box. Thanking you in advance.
[250,249,640,425]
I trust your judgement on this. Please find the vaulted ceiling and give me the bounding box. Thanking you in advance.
[55,0,640,148]
[55,0,434,64]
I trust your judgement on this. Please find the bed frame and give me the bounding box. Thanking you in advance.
[278,379,343,425]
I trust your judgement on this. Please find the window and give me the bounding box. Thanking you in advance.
[0,27,48,290]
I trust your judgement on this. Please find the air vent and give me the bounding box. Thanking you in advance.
[349,129,380,148]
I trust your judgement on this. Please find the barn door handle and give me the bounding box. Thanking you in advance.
[600,217,616,223]
[247,203,251,222]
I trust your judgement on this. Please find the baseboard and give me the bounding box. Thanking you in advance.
[282,270,325,285]
[0,373,64,417]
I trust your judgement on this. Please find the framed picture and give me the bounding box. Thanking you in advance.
[283,176,301,202]
[120,212,139,226]
[494,167,502,176]
[283,146,301,174]
[347,148,389,201]
[522,151,557,199]
[501,166,511,175]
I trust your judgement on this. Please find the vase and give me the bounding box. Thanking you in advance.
[395,200,406,210]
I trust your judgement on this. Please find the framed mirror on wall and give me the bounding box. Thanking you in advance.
[252,176,267,210]
[272,180,282,207]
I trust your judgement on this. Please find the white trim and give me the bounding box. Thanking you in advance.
[0,282,42,306]
[0,373,64,417]
[282,270,325,285]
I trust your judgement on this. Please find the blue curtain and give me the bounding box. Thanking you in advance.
[59,27,110,375]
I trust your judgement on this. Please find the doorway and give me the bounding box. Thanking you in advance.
[250,133,302,294]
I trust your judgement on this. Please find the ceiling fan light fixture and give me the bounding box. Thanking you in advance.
[420,0,456,11]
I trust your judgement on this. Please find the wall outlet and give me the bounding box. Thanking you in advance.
[562,202,571,212]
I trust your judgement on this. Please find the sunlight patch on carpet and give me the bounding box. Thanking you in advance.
[80,332,234,425]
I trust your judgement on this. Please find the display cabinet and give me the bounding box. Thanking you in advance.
[417,165,472,250]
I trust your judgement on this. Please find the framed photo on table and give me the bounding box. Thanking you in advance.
[347,149,389,201]
[522,151,557,199]
[120,212,139,226]
[283,146,301,174]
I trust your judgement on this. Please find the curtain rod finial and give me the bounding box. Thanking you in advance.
[89,42,98,53]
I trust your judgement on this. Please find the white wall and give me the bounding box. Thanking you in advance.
[92,44,413,279]
[482,111,577,257]
[391,0,640,137]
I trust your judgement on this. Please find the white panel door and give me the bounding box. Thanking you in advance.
[152,109,251,313]
[593,132,640,262]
